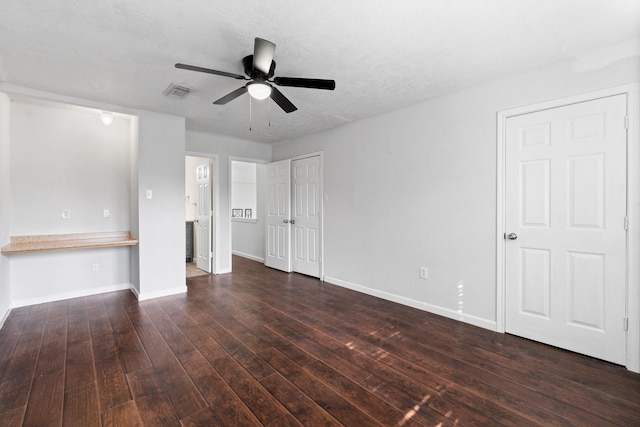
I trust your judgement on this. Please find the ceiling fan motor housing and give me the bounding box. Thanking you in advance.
[243,55,275,79]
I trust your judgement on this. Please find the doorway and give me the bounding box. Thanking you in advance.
[185,155,216,277]
[497,85,640,372]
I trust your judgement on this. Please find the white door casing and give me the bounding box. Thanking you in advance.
[503,94,627,365]
[292,156,321,278]
[196,162,212,273]
[265,159,291,272]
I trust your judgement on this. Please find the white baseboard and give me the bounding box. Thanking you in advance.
[0,306,11,330]
[134,285,187,302]
[11,283,133,308]
[324,276,497,332]
[232,251,265,263]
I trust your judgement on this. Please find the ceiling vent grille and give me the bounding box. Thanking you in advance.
[163,83,194,99]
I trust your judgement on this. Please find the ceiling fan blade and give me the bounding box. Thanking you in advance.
[274,77,335,90]
[175,63,247,80]
[213,86,248,105]
[253,38,276,75]
[270,87,297,113]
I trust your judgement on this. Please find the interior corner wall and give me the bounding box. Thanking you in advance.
[133,111,186,299]
[186,130,271,273]
[0,92,11,326]
[272,56,640,330]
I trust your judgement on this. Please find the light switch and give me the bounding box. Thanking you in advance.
[145,190,153,199]
[103,209,110,217]
[61,209,71,219]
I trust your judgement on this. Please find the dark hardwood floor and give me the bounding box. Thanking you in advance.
[1,256,639,426]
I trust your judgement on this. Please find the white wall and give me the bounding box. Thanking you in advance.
[0,92,11,325]
[273,56,640,329]
[132,111,186,300]
[186,131,271,272]
[10,101,131,234]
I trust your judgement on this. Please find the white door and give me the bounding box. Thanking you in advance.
[265,159,291,272]
[196,162,212,273]
[505,94,627,365]
[292,156,321,278]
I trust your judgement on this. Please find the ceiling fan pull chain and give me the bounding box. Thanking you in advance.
[249,96,253,131]
[268,97,271,127]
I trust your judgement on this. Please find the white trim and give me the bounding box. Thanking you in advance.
[133,285,187,302]
[186,152,219,274]
[11,283,133,308]
[325,276,496,331]
[232,250,265,263]
[0,306,11,329]
[496,83,640,372]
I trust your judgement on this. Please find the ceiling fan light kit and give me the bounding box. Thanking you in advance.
[247,81,272,100]
[175,37,335,114]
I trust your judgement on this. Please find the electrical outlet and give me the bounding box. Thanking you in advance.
[145,189,153,199]
[419,266,428,279]
[92,263,99,272]
[61,209,71,219]
[103,209,110,217]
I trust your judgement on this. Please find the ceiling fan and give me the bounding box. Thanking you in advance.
[175,38,336,113]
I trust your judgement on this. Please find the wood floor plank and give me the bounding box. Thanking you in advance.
[157,305,263,427]
[0,374,33,416]
[128,304,208,420]
[63,383,100,427]
[0,405,26,427]
[259,371,342,426]
[22,370,65,426]
[65,340,95,392]
[304,360,424,426]
[126,368,181,427]
[211,356,289,425]
[94,351,132,411]
[259,346,382,426]
[113,328,152,374]
[100,401,143,427]
[35,317,67,376]
[179,407,225,427]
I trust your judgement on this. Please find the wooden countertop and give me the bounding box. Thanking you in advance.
[1,231,138,254]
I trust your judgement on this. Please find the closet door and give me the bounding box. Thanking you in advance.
[265,159,291,272]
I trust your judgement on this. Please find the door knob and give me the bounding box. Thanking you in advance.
[290,219,295,225]
[506,233,518,240]
[283,220,289,224]
[283,219,295,224]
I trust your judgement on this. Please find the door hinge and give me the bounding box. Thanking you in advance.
[623,317,629,331]
[624,216,629,231]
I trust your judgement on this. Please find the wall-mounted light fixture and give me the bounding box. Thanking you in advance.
[100,112,114,126]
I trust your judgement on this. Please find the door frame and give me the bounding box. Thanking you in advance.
[496,84,640,373]
[186,152,219,274]
[229,156,268,265]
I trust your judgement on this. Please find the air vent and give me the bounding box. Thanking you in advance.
[163,83,194,99]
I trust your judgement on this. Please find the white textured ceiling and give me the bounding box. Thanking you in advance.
[1,0,639,143]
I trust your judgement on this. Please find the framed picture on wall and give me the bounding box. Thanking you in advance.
[232,209,243,218]
[244,209,252,219]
